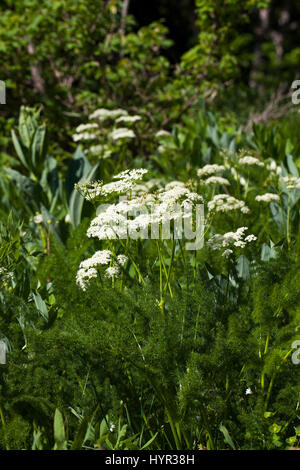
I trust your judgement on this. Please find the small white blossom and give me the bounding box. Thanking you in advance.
[109,422,116,433]
[207,227,256,251]
[89,108,128,121]
[238,156,264,167]
[110,128,135,140]
[73,132,97,142]
[115,115,141,124]
[117,254,128,266]
[155,130,171,138]
[33,214,43,224]
[208,194,249,214]
[280,176,300,190]
[255,193,280,203]
[105,265,120,279]
[202,176,230,186]
[244,234,257,242]
[75,123,98,133]
[76,267,98,291]
[222,249,233,258]
[197,164,225,178]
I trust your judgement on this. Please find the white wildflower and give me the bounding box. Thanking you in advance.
[267,160,277,171]
[104,265,120,279]
[208,194,249,214]
[267,160,282,175]
[202,176,230,186]
[79,250,112,270]
[238,156,264,167]
[197,164,225,178]
[165,181,186,190]
[89,108,128,121]
[222,249,233,258]
[109,422,116,433]
[280,176,300,190]
[76,267,97,291]
[207,227,256,251]
[73,132,97,142]
[75,123,98,133]
[255,193,280,203]
[244,234,257,242]
[117,254,128,266]
[245,387,252,395]
[113,169,148,182]
[76,170,148,201]
[115,115,141,124]
[33,214,43,224]
[155,130,171,138]
[110,128,135,140]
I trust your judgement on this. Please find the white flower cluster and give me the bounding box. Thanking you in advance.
[202,176,230,186]
[207,227,257,252]
[208,194,249,214]
[197,164,230,187]
[238,156,265,167]
[267,160,282,175]
[73,123,98,142]
[33,213,43,224]
[155,130,171,138]
[75,123,98,133]
[280,176,300,190]
[255,193,280,203]
[197,164,225,178]
[76,250,128,290]
[87,183,202,240]
[72,108,141,151]
[116,115,141,124]
[110,128,135,140]
[89,108,128,121]
[75,169,149,201]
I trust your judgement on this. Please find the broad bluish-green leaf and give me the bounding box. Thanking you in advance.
[69,161,99,228]
[11,130,30,170]
[236,255,250,280]
[66,146,92,205]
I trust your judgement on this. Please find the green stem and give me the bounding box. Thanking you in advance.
[118,238,145,285]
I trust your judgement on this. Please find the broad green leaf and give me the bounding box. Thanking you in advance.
[53,409,67,450]
[32,290,48,322]
[11,130,30,170]
[286,154,299,177]
[69,161,99,228]
[66,146,92,205]
[236,255,250,280]
[219,424,236,450]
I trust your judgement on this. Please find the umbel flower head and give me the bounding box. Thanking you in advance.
[75,169,149,201]
[238,156,264,167]
[255,193,280,203]
[84,174,203,242]
[208,194,249,214]
[197,164,225,178]
[76,250,128,291]
[207,226,257,254]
